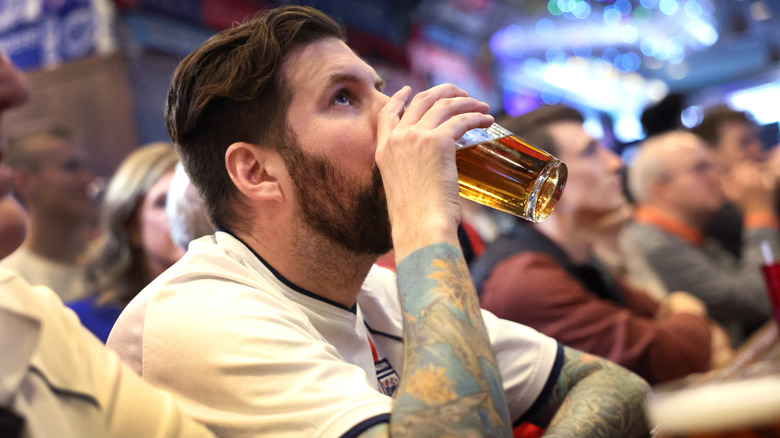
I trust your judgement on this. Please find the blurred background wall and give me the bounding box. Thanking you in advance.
[2,0,779,176]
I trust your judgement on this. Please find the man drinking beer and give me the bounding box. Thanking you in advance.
[107,6,650,437]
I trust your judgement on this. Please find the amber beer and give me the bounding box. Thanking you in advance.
[646,377,780,437]
[455,123,567,222]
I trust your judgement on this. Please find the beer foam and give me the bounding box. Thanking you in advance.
[646,377,780,434]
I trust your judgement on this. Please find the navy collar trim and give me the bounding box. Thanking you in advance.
[216,227,357,314]
[365,323,402,342]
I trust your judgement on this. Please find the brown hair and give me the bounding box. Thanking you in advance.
[690,105,757,148]
[496,104,584,156]
[165,5,345,230]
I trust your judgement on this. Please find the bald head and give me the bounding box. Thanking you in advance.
[628,131,707,204]
[628,130,724,226]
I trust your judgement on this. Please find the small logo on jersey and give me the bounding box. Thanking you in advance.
[375,358,399,397]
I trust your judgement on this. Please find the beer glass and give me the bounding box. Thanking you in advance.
[645,377,780,437]
[455,123,567,222]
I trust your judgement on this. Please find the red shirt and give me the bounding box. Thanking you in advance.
[480,251,712,385]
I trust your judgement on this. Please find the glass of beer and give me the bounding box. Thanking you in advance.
[455,123,567,222]
[645,376,780,437]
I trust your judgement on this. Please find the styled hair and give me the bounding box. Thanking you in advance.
[88,142,179,306]
[165,5,346,231]
[691,105,757,148]
[627,130,701,204]
[166,162,214,250]
[496,104,585,156]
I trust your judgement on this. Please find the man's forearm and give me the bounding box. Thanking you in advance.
[391,242,512,437]
[536,346,650,437]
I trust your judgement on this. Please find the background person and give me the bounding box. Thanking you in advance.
[625,130,775,345]
[166,161,214,251]
[108,6,650,437]
[0,50,215,438]
[691,106,771,258]
[0,122,99,301]
[67,142,184,342]
[471,105,732,385]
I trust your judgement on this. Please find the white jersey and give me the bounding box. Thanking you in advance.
[0,268,215,438]
[108,231,561,438]
[0,246,90,301]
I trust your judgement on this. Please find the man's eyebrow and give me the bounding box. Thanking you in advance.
[584,138,599,151]
[325,73,385,91]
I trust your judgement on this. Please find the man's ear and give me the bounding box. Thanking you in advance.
[649,177,669,203]
[225,142,286,202]
[11,168,30,200]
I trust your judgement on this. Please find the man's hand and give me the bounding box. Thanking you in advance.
[722,162,776,216]
[709,322,735,370]
[655,291,708,320]
[375,84,493,261]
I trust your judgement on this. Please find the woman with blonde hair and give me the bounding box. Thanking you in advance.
[68,142,184,342]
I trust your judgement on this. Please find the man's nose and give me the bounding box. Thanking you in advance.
[602,146,623,172]
[79,168,96,184]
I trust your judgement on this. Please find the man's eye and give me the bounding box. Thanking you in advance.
[62,160,83,172]
[333,92,351,106]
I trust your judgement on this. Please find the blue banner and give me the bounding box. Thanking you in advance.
[0,0,113,71]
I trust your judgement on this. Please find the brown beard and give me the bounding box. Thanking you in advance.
[281,136,392,256]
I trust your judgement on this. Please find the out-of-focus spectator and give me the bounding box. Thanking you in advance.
[472,105,731,385]
[67,142,184,342]
[768,143,780,181]
[625,130,775,345]
[0,50,215,438]
[166,161,214,251]
[591,203,669,301]
[0,122,98,300]
[692,105,768,257]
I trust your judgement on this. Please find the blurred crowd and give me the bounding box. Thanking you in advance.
[1,4,779,438]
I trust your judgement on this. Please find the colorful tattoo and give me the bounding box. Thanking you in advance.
[390,243,512,437]
[532,346,651,437]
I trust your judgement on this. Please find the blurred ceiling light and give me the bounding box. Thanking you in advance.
[749,1,772,21]
[729,82,780,124]
[640,38,659,56]
[572,1,591,19]
[659,0,679,15]
[640,0,660,8]
[489,24,524,58]
[615,114,645,143]
[615,0,633,15]
[603,6,623,26]
[646,79,670,101]
[683,0,703,18]
[666,60,690,79]
[546,46,567,63]
[583,116,605,140]
[681,105,704,128]
[572,43,592,58]
[523,57,544,76]
[535,18,555,36]
[619,24,639,43]
[686,20,719,46]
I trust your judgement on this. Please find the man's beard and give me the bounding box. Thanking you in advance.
[282,138,392,256]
